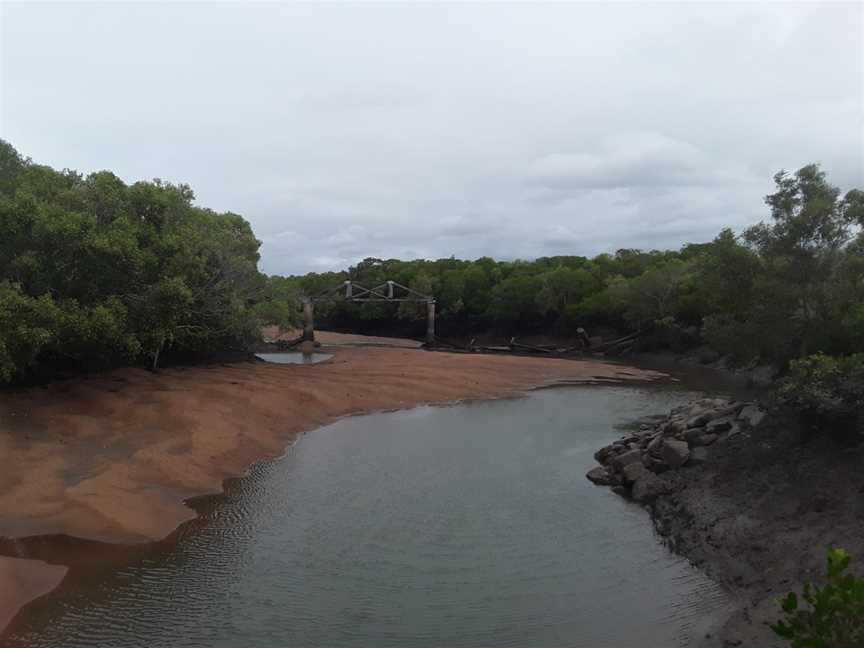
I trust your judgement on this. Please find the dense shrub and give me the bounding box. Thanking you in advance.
[0,139,296,382]
[774,353,864,432]
[772,548,864,647]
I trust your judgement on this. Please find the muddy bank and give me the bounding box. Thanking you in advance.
[588,399,864,647]
[0,345,664,632]
[0,558,67,632]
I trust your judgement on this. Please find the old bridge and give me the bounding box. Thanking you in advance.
[301,280,436,344]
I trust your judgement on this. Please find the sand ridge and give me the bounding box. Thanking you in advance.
[0,345,665,633]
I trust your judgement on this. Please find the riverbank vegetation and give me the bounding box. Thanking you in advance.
[772,548,864,647]
[288,165,863,436]
[287,166,863,371]
[2,139,861,392]
[0,140,297,383]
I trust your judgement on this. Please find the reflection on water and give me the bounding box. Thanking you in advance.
[254,352,333,364]
[5,386,730,648]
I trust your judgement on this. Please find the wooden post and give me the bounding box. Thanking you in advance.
[302,298,315,342]
[344,280,353,299]
[387,280,394,299]
[426,300,436,345]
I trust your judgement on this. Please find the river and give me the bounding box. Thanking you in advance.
[4,385,730,647]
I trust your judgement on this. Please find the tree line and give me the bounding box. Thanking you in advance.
[287,164,864,368]
[2,139,861,390]
[0,140,295,383]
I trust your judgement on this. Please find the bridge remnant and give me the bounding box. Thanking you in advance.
[303,280,436,345]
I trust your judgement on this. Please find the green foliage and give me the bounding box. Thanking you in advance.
[743,165,862,361]
[609,259,693,327]
[285,165,862,356]
[0,139,297,382]
[3,139,861,380]
[772,548,864,648]
[0,282,62,382]
[775,353,864,430]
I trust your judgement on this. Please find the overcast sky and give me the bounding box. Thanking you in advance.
[1,2,862,275]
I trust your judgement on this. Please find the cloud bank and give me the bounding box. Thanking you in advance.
[1,2,861,274]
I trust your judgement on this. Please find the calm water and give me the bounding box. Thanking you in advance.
[5,386,730,648]
[255,352,334,364]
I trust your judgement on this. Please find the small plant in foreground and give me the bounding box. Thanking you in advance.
[771,548,864,648]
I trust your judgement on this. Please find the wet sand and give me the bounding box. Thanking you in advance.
[0,558,67,632]
[0,345,664,632]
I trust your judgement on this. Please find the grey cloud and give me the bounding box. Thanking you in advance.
[1,2,861,275]
[526,133,741,192]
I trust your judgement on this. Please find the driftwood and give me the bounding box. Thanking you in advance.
[589,331,640,353]
[509,338,553,354]
[419,330,642,358]
[274,335,304,349]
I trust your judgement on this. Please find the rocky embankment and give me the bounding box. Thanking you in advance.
[588,396,864,647]
[586,397,765,502]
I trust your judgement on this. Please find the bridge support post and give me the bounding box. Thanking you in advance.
[302,298,315,342]
[426,300,436,345]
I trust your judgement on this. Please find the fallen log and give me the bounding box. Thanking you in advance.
[590,331,640,352]
[510,341,554,354]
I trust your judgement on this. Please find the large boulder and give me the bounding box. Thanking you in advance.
[646,434,664,456]
[686,403,739,429]
[689,446,710,463]
[738,404,766,428]
[631,473,673,503]
[586,466,617,486]
[662,418,686,437]
[643,454,669,473]
[706,416,734,434]
[725,422,742,438]
[661,439,690,468]
[686,412,714,429]
[594,444,618,464]
[611,448,643,472]
[693,433,718,446]
[621,462,648,485]
[684,427,706,445]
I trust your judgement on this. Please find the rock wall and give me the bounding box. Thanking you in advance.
[587,398,766,503]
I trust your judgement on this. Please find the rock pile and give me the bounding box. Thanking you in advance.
[586,397,766,503]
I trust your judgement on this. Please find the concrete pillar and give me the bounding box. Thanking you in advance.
[426,300,436,345]
[302,298,315,342]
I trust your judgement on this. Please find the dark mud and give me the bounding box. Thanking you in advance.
[648,415,864,646]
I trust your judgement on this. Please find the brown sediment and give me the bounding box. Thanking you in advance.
[0,557,67,631]
[0,344,665,631]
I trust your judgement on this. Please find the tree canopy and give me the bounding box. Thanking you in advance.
[0,139,295,382]
[283,164,862,366]
[2,140,860,383]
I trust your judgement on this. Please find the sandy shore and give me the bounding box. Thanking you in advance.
[0,345,664,633]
